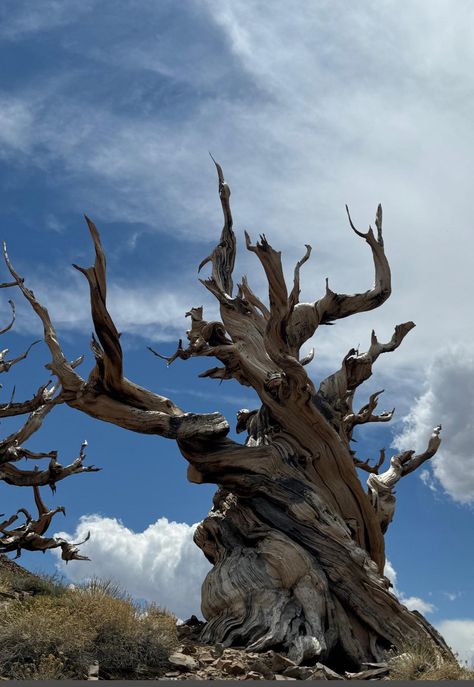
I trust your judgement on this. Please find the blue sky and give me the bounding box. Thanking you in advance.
[1,0,473,662]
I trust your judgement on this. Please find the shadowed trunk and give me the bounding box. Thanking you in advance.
[3,161,452,669]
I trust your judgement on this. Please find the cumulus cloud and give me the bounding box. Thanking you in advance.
[436,620,474,667]
[393,347,474,504]
[384,560,435,615]
[53,515,211,620]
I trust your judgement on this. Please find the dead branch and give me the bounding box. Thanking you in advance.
[367,427,442,533]
[198,156,236,296]
[353,448,386,475]
[0,486,90,561]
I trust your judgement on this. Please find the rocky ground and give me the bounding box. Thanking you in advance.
[156,616,390,681]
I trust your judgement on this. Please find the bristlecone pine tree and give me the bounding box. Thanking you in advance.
[0,162,453,670]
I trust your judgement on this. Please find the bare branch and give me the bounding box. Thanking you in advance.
[0,440,100,490]
[400,425,442,476]
[0,381,53,418]
[344,390,395,436]
[0,486,89,561]
[0,339,41,373]
[367,427,442,533]
[353,448,386,475]
[288,244,312,314]
[0,403,56,459]
[315,204,391,325]
[287,205,392,352]
[198,157,236,296]
[3,242,84,393]
[318,323,415,435]
[73,215,124,394]
[300,348,315,366]
[0,299,15,335]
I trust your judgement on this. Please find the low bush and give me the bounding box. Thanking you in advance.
[388,640,474,681]
[0,576,178,679]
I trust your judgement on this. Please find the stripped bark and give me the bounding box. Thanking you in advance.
[3,163,451,670]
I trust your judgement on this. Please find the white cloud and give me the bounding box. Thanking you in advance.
[384,559,435,615]
[53,514,211,620]
[436,620,474,667]
[393,347,474,504]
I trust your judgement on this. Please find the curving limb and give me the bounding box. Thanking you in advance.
[367,426,442,533]
[198,155,236,297]
[0,299,15,336]
[316,205,391,324]
[0,339,41,373]
[3,241,85,394]
[4,232,229,442]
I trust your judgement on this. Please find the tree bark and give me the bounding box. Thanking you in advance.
[3,164,453,669]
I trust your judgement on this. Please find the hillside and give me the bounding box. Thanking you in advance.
[0,554,472,681]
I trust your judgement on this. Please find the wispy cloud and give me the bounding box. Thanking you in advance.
[0,1,95,41]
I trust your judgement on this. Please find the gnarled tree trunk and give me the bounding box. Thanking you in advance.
[3,162,452,670]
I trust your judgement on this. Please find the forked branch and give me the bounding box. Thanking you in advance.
[316,205,391,324]
[367,426,442,533]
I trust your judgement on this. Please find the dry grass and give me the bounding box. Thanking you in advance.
[0,568,66,597]
[388,640,474,681]
[0,575,178,679]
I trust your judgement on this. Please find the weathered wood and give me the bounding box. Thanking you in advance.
[3,161,452,670]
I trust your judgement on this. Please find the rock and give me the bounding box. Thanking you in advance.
[168,652,199,672]
[180,644,197,655]
[183,614,203,627]
[275,675,297,681]
[314,662,344,679]
[245,671,264,679]
[248,659,274,679]
[283,665,315,680]
[87,661,99,680]
[164,671,181,678]
[212,643,225,658]
[308,669,328,680]
[270,652,296,673]
[213,657,233,670]
[198,651,215,665]
[345,666,389,680]
[223,659,247,676]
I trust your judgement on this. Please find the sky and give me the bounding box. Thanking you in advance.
[0,0,473,664]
